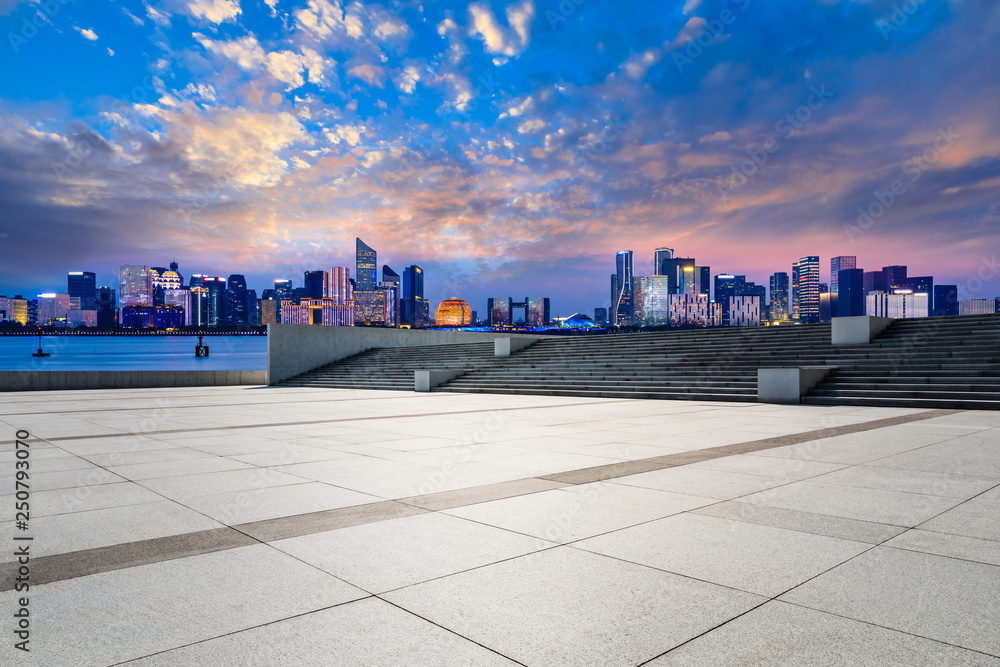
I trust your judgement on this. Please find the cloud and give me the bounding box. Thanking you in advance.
[395,65,421,94]
[468,0,535,57]
[74,27,99,41]
[700,131,732,143]
[324,124,365,147]
[195,33,265,69]
[265,50,307,89]
[517,118,546,134]
[682,0,702,16]
[107,47,115,57]
[122,7,145,25]
[621,48,662,80]
[185,0,241,23]
[144,2,171,26]
[347,62,385,87]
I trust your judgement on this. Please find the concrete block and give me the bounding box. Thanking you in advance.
[758,367,837,404]
[414,369,468,392]
[495,337,536,357]
[832,316,894,345]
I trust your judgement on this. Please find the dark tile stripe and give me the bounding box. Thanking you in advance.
[1,408,959,589]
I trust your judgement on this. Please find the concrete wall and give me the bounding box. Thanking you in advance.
[758,367,837,404]
[0,370,267,393]
[267,324,544,385]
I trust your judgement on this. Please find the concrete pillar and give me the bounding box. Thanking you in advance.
[758,367,837,404]
[415,369,468,392]
[495,337,535,357]
[832,316,894,345]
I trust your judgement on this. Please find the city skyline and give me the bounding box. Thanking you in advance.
[1,1,999,314]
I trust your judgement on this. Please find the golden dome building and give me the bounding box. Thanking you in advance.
[435,298,473,326]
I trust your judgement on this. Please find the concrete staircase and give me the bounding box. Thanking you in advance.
[802,314,1000,409]
[277,341,497,390]
[276,314,1000,409]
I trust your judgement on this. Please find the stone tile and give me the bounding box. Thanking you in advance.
[446,483,713,543]
[691,500,906,544]
[82,446,213,467]
[182,482,380,524]
[871,441,1000,479]
[615,466,788,500]
[918,487,1000,541]
[0,500,223,561]
[747,429,952,465]
[384,547,764,667]
[138,467,309,501]
[0,545,366,666]
[399,477,568,511]
[234,500,428,542]
[129,597,518,666]
[648,600,1000,666]
[0,467,125,493]
[687,453,845,481]
[885,529,1000,567]
[780,547,1000,656]
[106,456,256,481]
[577,512,869,597]
[740,479,963,526]
[0,481,163,518]
[814,465,997,499]
[274,512,552,593]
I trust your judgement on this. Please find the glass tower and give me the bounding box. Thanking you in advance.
[793,256,821,323]
[830,256,857,295]
[613,250,634,325]
[356,238,378,291]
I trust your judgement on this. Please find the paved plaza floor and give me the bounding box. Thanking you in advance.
[1,386,998,666]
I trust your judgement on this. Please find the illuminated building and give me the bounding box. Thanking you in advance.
[769,272,789,323]
[729,295,761,327]
[66,310,97,328]
[666,294,719,327]
[525,297,550,326]
[356,237,378,290]
[280,299,355,326]
[201,277,226,327]
[830,256,856,296]
[304,271,325,299]
[273,279,294,322]
[819,291,837,323]
[402,265,425,328]
[324,268,353,304]
[435,298,473,326]
[354,290,388,326]
[488,297,513,327]
[119,265,153,323]
[225,274,248,327]
[867,291,929,318]
[260,299,278,325]
[793,256,820,323]
[837,269,865,317]
[382,266,401,328]
[959,299,997,316]
[165,288,193,326]
[36,293,71,326]
[611,250,633,325]
[96,287,116,328]
[246,290,259,327]
[67,271,97,311]
[594,307,608,327]
[633,276,672,326]
[0,296,28,325]
[150,266,183,305]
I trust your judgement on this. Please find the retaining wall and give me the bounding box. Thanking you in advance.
[0,370,267,392]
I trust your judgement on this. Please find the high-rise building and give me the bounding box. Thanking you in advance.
[613,250,633,325]
[201,277,226,327]
[246,289,259,327]
[382,265,401,328]
[67,271,97,311]
[653,248,674,275]
[819,291,837,323]
[280,299,354,326]
[863,270,888,295]
[189,286,209,327]
[837,268,866,317]
[830,256,857,295]
[665,294,719,327]
[594,307,608,327]
[96,287,116,328]
[225,274,248,327]
[933,285,959,317]
[525,297,551,327]
[304,271,326,299]
[959,299,997,316]
[793,256,820,323]
[402,265,425,328]
[260,298,278,325]
[354,290,388,326]
[488,297,513,327]
[164,288,192,326]
[883,265,908,287]
[273,279,294,323]
[150,266,182,306]
[868,292,929,318]
[714,275,739,326]
[658,256,696,294]
[633,276,672,326]
[356,237,378,291]
[36,293,71,326]
[729,295,761,327]
[769,272,790,323]
[324,268,353,304]
[119,266,153,322]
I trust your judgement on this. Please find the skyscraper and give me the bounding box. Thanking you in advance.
[488,297,513,327]
[769,272,790,323]
[383,265,401,328]
[830,256,857,295]
[714,275,739,326]
[793,256,820,323]
[402,265,425,328]
[96,287,116,328]
[304,271,326,299]
[273,279,294,323]
[119,265,152,323]
[355,237,378,291]
[202,277,226,327]
[837,268,866,317]
[225,274,248,327]
[613,250,633,325]
[68,271,97,312]
[653,248,675,275]
[934,285,959,317]
[324,268,352,304]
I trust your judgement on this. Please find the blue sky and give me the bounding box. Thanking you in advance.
[1,0,998,316]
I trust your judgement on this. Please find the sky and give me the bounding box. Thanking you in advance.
[0,0,998,317]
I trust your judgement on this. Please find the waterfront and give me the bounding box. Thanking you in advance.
[0,335,266,371]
